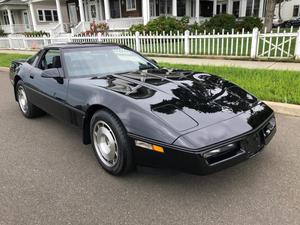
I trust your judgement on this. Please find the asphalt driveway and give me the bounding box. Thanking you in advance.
[0,70,299,225]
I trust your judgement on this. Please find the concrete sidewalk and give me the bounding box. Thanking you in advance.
[153,57,300,71]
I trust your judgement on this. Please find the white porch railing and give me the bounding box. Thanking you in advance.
[107,17,144,30]
[1,27,300,61]
[0,24,32,34]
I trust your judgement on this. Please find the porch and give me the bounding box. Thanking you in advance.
[0,1,32,34]
[70,0,265,34]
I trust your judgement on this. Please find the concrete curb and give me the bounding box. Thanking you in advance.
[0,66,299,117]
[0,67,9,71]
[264,101,300,117]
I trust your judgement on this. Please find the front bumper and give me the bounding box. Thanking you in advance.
[131,116,276,175]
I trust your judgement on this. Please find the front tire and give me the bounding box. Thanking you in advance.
[90,110,134,176]
[16,81,44,118]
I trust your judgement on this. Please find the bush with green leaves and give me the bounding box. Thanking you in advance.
[200,14,236,33]
[129,16,189,34]
[129,24,146,34]
[129,14,263,34]
[236,16,263,32]
[0,29,7,37]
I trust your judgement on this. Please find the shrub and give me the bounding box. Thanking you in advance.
[129,24,146,34]
[82,21,109,35]
[0,29,7,37]
[146,16,189,34]
[201,14,236,33]
[129,16,190,34]
[236,16,263,32]
[24,30,49,37]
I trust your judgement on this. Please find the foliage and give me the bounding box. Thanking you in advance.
[82,21,109,35]
[160,63,300,105]
[24,31,49,37]
[0,29,7,37]
[200,14,236,33]
[236,17,263,32]
[129,15,264,34]
[129,16,189,34]
[129,24,146,34]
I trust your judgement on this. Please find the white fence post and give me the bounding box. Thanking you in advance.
[184,30,190,55]
[23,37,28,49]
[8,36,12,49]
[295,29,300,61]
[135,31,140,51]
[250,27,259,59]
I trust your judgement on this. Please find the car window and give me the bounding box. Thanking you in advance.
[63,46,157,77]
[27,51,42,66]
[39,49,61,70]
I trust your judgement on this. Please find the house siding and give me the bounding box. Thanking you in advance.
[31,1,69,25]
[121,0,142,17]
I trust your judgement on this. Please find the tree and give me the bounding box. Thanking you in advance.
[264,0,277,32]
[264,0,290,32]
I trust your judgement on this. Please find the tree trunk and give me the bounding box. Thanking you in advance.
[264,0,277,32]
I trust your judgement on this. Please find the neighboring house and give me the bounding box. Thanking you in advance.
[275,0,300,21]
[0,0,270,35]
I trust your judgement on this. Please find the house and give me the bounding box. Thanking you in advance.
[0,0,269,35]
[275,0,300,21]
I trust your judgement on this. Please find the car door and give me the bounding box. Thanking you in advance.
[28,48,69,121]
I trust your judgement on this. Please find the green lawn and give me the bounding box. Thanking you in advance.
[160,63,300,105]
[0,53,31,67]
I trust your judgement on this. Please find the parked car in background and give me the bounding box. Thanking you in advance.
[275,17,300,28]
[9,43,276,176]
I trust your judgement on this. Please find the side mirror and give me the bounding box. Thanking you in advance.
[149,58,158,65]
[41,68,62,78]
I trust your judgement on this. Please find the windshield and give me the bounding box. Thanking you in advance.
[63,46,158,77]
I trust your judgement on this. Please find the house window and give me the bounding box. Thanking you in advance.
[3,11,15,25]
[126,0,136,11]
[217,3,227,14]
[293,5,299,17]
[37,9,58,22]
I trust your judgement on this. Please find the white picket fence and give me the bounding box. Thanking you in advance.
[1,27,300,60]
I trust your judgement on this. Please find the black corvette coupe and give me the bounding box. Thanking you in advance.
[9,43,276,175]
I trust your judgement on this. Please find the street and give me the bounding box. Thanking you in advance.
[0,70,299,225]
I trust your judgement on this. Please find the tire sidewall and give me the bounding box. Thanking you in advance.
[16,81,31,118]
[90,110,132,175]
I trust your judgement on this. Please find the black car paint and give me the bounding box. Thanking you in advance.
[10,44,276,174]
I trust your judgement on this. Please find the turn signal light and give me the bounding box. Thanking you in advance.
[135,140,164,153]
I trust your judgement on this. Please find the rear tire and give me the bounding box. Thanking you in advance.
[90,110,134,176]
[16,80,45,118]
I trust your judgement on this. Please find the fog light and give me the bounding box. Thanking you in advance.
[204,143,237,158]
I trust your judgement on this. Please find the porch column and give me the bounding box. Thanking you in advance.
[258,0,264,17]
[142,0,150,25]
[28,1,37,31]
[7,9,14,34]
[55,0,64,32]
[104,0,110,20]
[213,0,217,16]
[172,0,177,17]
[195,0,200,22]
[78,0,85,22]
[240,0,247,17]
[185,0,191,17]
[227,0,233,14]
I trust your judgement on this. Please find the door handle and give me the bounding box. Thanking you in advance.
[29,74,34,79]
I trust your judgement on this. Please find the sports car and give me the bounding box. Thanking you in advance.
[9,43,276,175]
